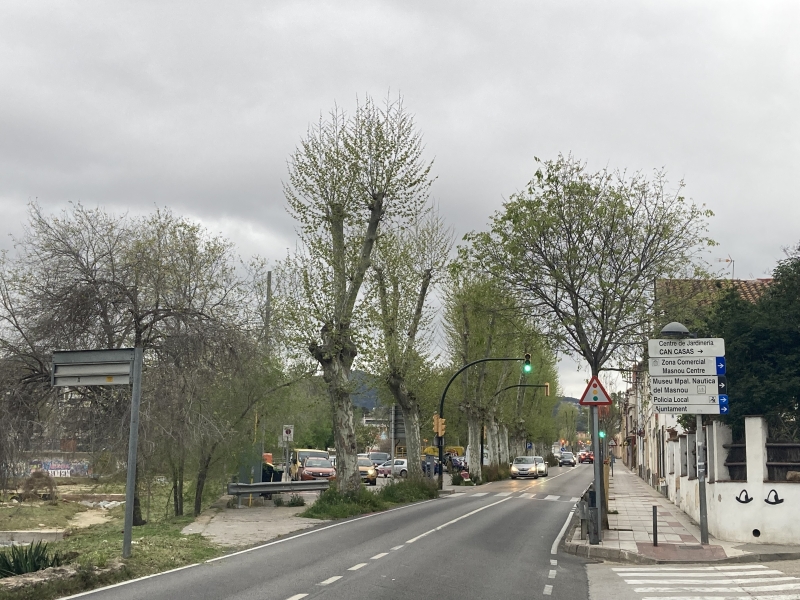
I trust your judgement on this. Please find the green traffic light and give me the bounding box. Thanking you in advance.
[522,353,532,374]
[599,431,606,438]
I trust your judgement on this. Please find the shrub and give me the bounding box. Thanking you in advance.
[378,479,437,503]
[545,453,559,467]
[286,494,306,507]
[482,464,511,482]
[273,496,285,507]
[302,486,385,520]
[0,541,63,578]
[451,471,463,486]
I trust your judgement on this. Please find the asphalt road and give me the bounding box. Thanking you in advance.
[63,465,594,600]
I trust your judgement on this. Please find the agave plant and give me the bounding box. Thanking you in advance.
[0,541,63,578]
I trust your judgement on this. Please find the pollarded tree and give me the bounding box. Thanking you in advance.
[366,209,452,480]
[466,154,715,379]
[282,95,434,491]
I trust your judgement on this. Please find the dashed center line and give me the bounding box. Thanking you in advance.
[550,559,557,566]
[543,584,553,595]
[286,595,308,600]
[548,570,557,579]
[348,563,367,571]
[371,553,388,560]
[318,576,342,585]
[391,545,405,551]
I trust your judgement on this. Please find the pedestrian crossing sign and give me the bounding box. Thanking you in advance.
[579,376,612,406]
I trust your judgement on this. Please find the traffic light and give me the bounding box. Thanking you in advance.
[599,430,606,439]
[433,414,440,435]
[544,382,550,397]
[522,353,532,374]
[438,418,446,436]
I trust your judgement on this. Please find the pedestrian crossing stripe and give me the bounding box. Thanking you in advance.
[494,492,512,496]
[471,492,488,497]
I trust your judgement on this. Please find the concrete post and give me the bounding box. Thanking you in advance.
[745,416,768,485]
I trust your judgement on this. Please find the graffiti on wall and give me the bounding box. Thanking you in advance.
[26,458,92,478]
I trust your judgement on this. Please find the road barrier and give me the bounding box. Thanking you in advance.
[227,480,330,507]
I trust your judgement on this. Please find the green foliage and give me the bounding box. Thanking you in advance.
[0,541,63,578]
[482,464,510,482]
[273,496,285,507]
[286,494,306,507]
[545,452,559,467]
[302,479,436,520]
[450,471,464,485]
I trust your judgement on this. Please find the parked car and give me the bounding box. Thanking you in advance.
[298,457,336,481]
[510,456,539,479]
[369,452,390,467]
[447,454,467,473]
[377,460,393,478]
[357,457,378,485]
[559,451,576,467]
[533,456,548,477]
[392,458,408,478]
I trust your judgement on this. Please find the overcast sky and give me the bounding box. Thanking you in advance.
[2,1,798,397]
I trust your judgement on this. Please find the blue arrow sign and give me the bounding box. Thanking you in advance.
[720,405,729,414]
[719,394,729,406]
[716,356,726,375]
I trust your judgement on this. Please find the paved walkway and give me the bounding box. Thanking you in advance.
[567,467,800,562]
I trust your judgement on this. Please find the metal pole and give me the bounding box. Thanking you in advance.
[591,405,603,542]
[122,347,143,559]
[390,405,395,461]
[653,505,658,546]
[696,414,709,544]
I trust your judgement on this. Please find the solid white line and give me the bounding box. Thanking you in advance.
[391,545,405,550]
[614,565,768,572]
[371,553,388,559]
[620,570,785,578]
[286,595,309,600]
[206,498,435,563]
[543,584,553,595]
[635,583,800,593]
[548,569,557,579]
[58,563,200,600]
[625,577,798,585]
[550,559,557,566]
[348,563,367,571]
[406,496,513,544]
[550,507,576,555]
[318,576,342,585]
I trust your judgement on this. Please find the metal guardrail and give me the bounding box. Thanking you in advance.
[227,480,330,497]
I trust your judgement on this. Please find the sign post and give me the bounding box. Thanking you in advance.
[649,332,726,546]
[579,376,612,545]
[52,348,141,558]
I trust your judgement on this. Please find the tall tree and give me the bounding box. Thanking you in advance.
[466,154,715,378]
[282,95,434,491]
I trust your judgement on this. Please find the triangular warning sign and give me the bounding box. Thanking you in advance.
[579,376,612,406]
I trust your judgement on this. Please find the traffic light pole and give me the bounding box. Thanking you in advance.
[437,357,527,490]
[591,405,604,543]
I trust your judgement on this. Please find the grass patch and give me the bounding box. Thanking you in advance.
[302,479,437,520]
[0,502,88,531]
[286,494,305,507]
[0,542,63,578]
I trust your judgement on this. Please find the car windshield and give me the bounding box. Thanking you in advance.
[357,458,373,467]
[369,452,389,462]
[305,458,331,468]
[298,450,328,463]
[380,461,392,467]
[513,457,535,464]
[562,452,574,458]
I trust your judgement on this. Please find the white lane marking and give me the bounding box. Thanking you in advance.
[621,570,785,578]
[635,583,800,593]
[494,492,512,496]
[523,468,572,489]
[519,493,534,499]
[371,553,388,559]
[543,584,553,595]
[318,576,343,585]
[614,565,769,572]
[58,563,200,599]
[641,596,800,600]
[551,506,576,554]
[625,577,798,585]
[570,497,581,502]
[391,545,404,550]
[406,496,513,544]
[550,559,557,566]
[472,492,488,497]
[348,563,367,571]
[206,498,435,563]
[544,495,560,501]
[447,493,466,497]
[548,569,557,579]
[286,595,309,600]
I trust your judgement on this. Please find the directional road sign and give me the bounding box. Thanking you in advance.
[579,376,612,406]
[650,375,727,396]
[653,393,728,414]
[648,356,726,377]
[52,349,135,386]
[648,338,725,358]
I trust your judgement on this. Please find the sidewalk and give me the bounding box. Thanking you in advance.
[564,466,800,563]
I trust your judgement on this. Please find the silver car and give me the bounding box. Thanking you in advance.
[510,456,539,479]
[533,456,548,477]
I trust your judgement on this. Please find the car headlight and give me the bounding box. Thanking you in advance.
[368,468,376,475]
[511,466,518,472]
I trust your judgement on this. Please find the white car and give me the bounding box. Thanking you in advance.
[533,456,548,477]
[391,458,409,478]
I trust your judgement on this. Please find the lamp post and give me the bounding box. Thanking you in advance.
[659,321,709,545]
[437,357,528,489]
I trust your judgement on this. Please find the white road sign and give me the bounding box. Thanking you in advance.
[282,424,294,442]
[654,403,726,415]
[650,375,727,396]
[648,356,726,377]
[648,338,725,358]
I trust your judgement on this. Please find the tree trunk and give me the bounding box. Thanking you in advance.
[132,464,147,526]
[500,425,510,465]
[172,460,184,517]
[467,415,482,481]
[329,379,360,492]
[398,404,424,479]
[486,418,499,467]
[194,453,212,517]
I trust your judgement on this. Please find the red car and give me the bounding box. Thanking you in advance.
[299,457,336,481]
[580,452,594,464]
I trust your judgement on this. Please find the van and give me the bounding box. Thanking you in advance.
[289,448,330,480]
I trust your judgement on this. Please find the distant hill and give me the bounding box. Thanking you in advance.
[350,370,379,411]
